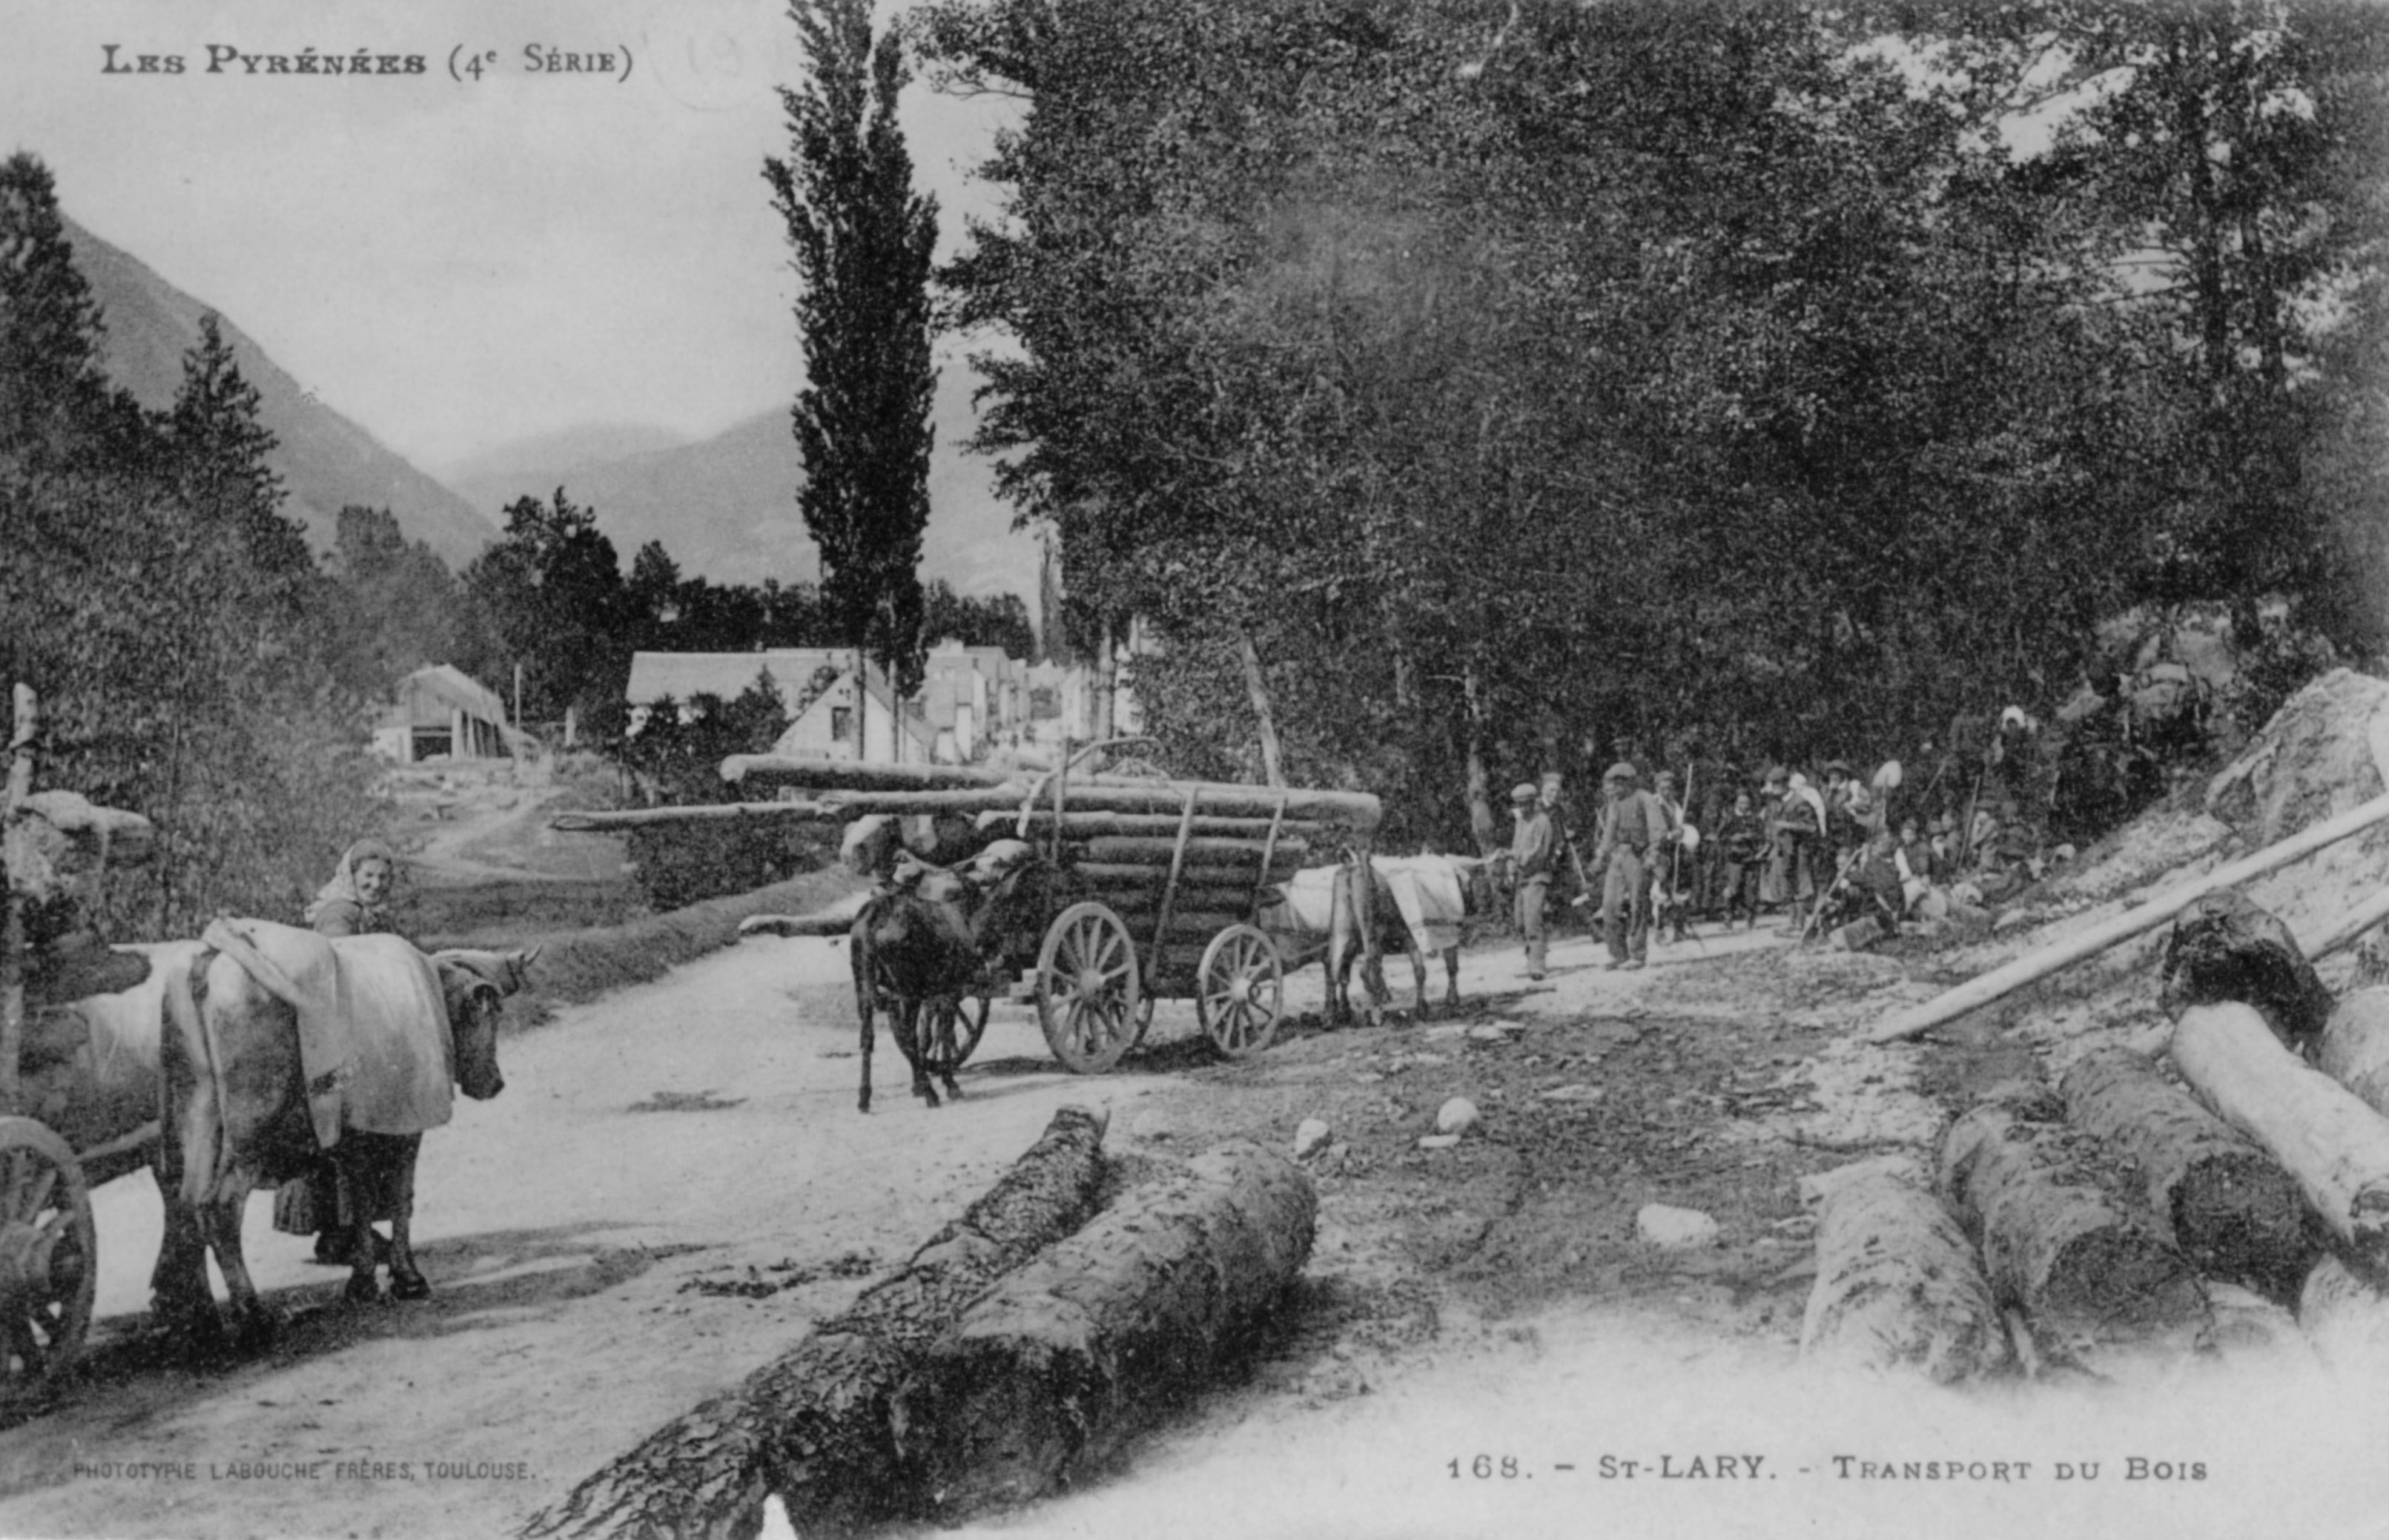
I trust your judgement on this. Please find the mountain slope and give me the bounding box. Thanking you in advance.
[452,378,1037,599]
[63,215,499,568]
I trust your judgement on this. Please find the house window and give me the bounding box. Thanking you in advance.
[831,707,853,742]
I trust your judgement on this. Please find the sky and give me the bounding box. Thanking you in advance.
[0,0,1014,477]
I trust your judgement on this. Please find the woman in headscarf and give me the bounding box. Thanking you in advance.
[279,839,409,1263]
[305,839,403,938]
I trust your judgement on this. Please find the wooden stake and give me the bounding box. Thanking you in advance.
[1871,788,2389,1042]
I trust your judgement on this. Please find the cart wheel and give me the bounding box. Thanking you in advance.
[0,1117,95,1393]
[1197,925,1284,1058]
[1129,994,1157,1049]
[1036,902,1140,1075]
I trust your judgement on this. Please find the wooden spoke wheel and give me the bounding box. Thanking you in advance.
[1197,925,1284,1059]
[0,1117,95,1393]
[1036,902,1141,1075]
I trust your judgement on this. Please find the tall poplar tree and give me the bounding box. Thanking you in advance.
[764,0,939,757]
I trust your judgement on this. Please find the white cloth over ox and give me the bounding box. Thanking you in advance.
[1260,865,1345,938]
[199,918,456,1147]
[1372,856,1469,953]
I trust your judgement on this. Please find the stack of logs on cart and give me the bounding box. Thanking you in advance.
[558,750,1384,1002]
[1804,899,2389,1381]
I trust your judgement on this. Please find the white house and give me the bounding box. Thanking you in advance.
[769,667,934,762]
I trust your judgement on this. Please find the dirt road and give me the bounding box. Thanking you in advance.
[0,929,1189,1539]
[2,909,2384,1540]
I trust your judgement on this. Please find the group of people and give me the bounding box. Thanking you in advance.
[1496,746,2060,973]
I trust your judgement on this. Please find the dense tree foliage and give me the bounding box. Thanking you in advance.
[0,153,385,932]
[919,0,2389,845]
[766,0,942,721]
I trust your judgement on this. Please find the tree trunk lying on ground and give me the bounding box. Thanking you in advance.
[517,1106,1111,1540]
[2171,1002,2389,1275]
[2296,1253,2389,1366]
[1799,1169,2011,1381]
[890,1141,1317,1523]
[1939,1083,2211,1368]
[2318,987,2389,1118]
[2059,1046,2319,1297]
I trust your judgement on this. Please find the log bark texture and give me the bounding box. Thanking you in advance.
[2297,1253,2389,1366]
[2059,1046,2319,1295]
[1798,1169,2011,1381]
[1939,1085,2211,1365]
[517,1105,1111,1540]
[2318,987,2389,1117]
[890,1141,1316,1522]
[2172,1002,2389,1273]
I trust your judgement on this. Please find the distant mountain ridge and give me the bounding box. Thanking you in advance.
[62,215,499,569]
[449,378,1040,601]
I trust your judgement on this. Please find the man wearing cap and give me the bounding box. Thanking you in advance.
[1593,762,1670,970]
[1504,782,1558,979]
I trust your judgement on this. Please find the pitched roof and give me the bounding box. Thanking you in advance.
[404,664,509,724]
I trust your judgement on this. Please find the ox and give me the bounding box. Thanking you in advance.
[1275,853,1494,1023]
[847,842,1041,1112]
[147,922,535,1344]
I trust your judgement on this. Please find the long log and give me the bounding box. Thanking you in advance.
[1939,1085,2211,1366]
[551,801,833,831]
[2298,1253,2389,1366]
[518,1105,1111,1540]
[980,810,1332,840]
[721,756,1020,790]
[2172,1002,2389,1272]
[890,1142,1316,1521]
[1083,835,1310,863]
[2059,1046,2319,1295]
[1072,862,1300,888]
[1798,1169,2012,1381]
[2318,986,2389,1117]
[1871,788,2389,1042]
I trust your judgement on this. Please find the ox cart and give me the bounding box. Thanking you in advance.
[565,743,1386,1079]
[0,685,161,1395]
[983,758,1384,1074]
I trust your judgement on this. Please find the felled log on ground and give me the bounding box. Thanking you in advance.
[2059,1046,2319,1296]
[517,1105,1111,1540]
[2318,986,2389,1117]
[1798,1169,2011,1381]
[2172,1002,2389,1275]
[1940,1083,2211,1366]
[2297,1253,2389,1367]
[890,1141,1316,1522]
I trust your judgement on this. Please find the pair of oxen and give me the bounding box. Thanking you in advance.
[17,792,535,1352]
